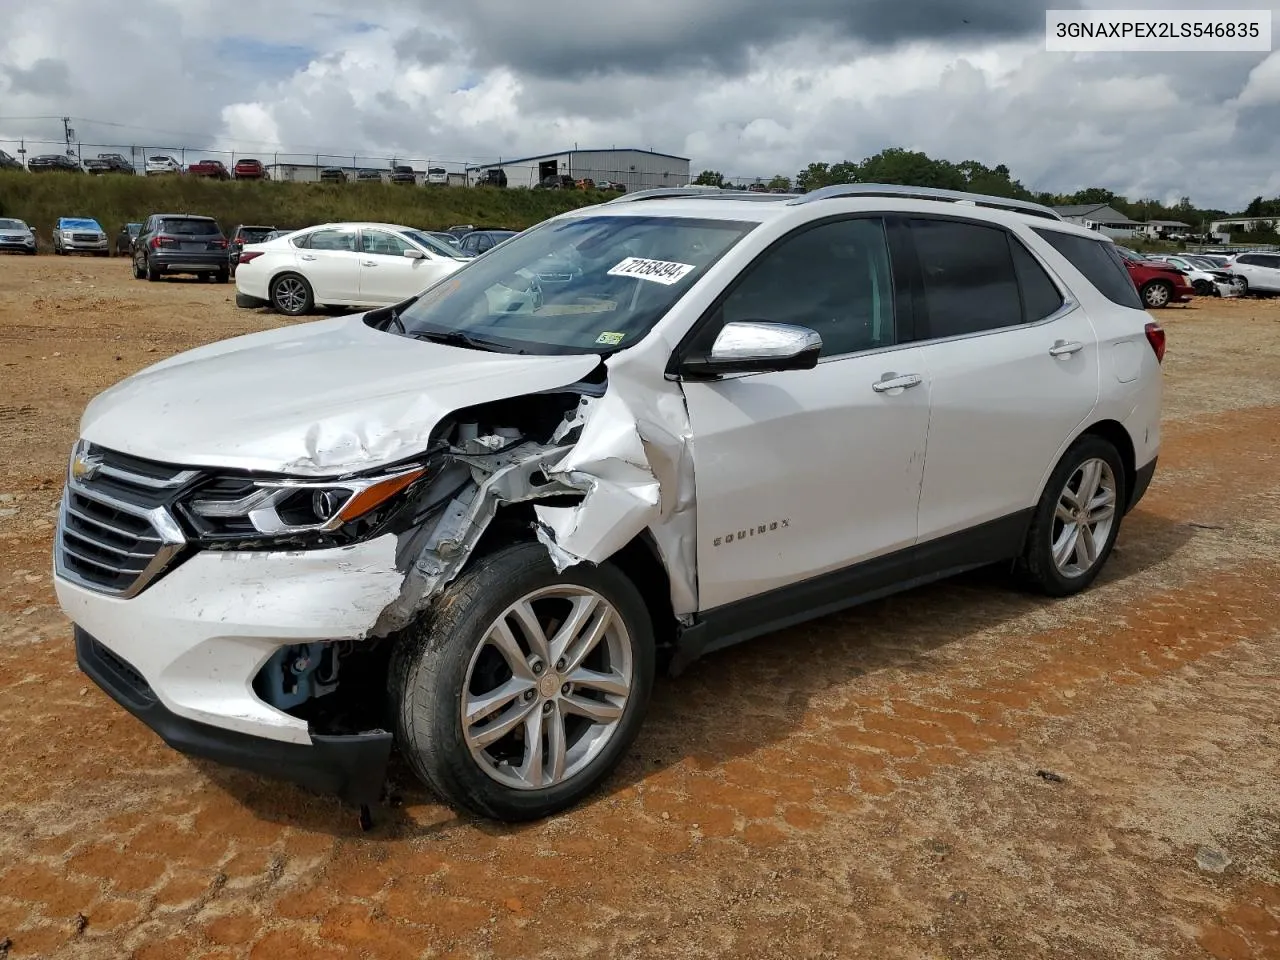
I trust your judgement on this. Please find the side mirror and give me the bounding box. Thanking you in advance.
[404,248,426,260]
[680,321,822,378]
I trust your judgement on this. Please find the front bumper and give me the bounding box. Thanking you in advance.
[55,532,405,796]
[76,628,392,805]
[0,239,36,252]
[60,238,109,252]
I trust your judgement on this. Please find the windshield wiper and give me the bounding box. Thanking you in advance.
[408,329,521,353]
[383,309,405,334]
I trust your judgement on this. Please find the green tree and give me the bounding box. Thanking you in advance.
[767,174,792,191]
[693,170,724,187]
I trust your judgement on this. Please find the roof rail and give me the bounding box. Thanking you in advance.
[603,187,726,203]
[787,183,1064,221]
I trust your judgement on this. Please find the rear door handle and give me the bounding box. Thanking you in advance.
[300,254,317,261]
[1049,339,1084,358]
[362,260,377,266]
[872,373,924,393]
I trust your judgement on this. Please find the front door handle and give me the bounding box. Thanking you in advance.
[362,260,377,267]
[872,373,924,393]
[300,254,317,261]
[1049,339,1084,358]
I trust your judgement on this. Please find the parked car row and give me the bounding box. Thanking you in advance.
[534,174,627,192]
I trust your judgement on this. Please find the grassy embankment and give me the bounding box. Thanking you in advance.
[0,171,609,244]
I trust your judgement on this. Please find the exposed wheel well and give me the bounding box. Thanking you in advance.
[1079,419,1137,511]
[463,503,678,657]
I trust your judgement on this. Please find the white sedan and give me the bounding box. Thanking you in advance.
[234,222,471,316]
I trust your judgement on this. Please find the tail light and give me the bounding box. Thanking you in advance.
[1144,322,1166,364]
[238,251,263,265]
[150,236,176,248]
[213,238,228,248]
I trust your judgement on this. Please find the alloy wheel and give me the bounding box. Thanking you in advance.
[1051,457,1118,578]
[273,278,308,314]
[462,586,633,791]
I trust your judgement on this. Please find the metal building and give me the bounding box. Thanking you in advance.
[466,148,691,191]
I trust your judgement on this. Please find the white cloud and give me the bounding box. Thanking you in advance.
[1,0,1278,209]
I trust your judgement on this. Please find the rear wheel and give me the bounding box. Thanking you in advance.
[1016,435,1126,597]
[270,273,314,315]
[145,257,161,282]
[1141,279,1173,308]
[390,542,655,821]
[216,269,230,284]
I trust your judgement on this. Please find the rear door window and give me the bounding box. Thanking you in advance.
[1033,229,1144,310]
[908,218,1023,338]
[305,228,358,252]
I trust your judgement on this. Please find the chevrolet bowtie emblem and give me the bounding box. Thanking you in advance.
[71,452,102,482]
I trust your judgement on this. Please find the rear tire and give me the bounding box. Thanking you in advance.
[269,273,314,316]
[1141,280,1173,308]
[1016,435,1127,598]
[216,269,230,284]
[146,257,161,282]
[390,542,656,821]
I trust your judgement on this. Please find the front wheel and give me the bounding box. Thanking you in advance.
[390,542,656,821]
[269,273,314,315]
[1141,280,1173,308]
[1016,435,1127,597]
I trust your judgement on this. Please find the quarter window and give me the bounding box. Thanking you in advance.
[716,217,895,357]
[909,218,1022,338]
[1033,229,1144,310]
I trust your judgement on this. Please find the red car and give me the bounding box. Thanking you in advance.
[1115,246,1193,308]
[187,159,230,180]
[233,158,268,181]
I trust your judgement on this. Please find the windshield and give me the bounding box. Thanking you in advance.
[127,223,141,235]
[395,215,755,355]
[60,218,102,230]
[403,230,469,259]
[0,219,26,230]
[238,227,274,243]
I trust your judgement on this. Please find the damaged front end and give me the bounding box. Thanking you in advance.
[245,359,698,803]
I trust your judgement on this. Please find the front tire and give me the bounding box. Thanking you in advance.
[1016,435,1126,597]
[390,541,656,821]
[269,273,314,316]
[1141,279,1173,308]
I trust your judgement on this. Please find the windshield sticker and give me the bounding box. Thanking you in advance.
[595,331,625,345]
[607,257,696,285]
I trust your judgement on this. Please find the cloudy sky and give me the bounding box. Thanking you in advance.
[2,0,1278,209]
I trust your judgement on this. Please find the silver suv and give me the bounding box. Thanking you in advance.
[55,185,1164,821]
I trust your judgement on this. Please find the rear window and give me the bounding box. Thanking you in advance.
[160,218,221,236]
[1033,229,1143,310]
[238,228,274,243]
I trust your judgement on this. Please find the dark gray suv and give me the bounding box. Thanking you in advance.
[132,214,230,282]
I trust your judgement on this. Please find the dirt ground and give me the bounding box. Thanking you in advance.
[0,254,1277,960]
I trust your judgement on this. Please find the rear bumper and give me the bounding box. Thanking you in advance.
[76,627,393,806]
[1128,457,1157,512]
[151,252,229,272]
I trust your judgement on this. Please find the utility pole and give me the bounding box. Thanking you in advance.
[17,139,26,170]
[62,117,75,158]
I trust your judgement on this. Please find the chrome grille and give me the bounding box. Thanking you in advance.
[55,444,198,597]
[72,233,100,242]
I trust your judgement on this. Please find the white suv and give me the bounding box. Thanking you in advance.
[1224,251,1280,294]
[54,185,1164,821]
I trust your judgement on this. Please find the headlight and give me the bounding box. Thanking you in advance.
[183,466,426,544]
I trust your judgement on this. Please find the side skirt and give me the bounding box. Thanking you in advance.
[669,510,1033,675]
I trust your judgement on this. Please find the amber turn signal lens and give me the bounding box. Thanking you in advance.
[337,468,426,522]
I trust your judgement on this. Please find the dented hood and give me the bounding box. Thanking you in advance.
[79,315,600,476]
